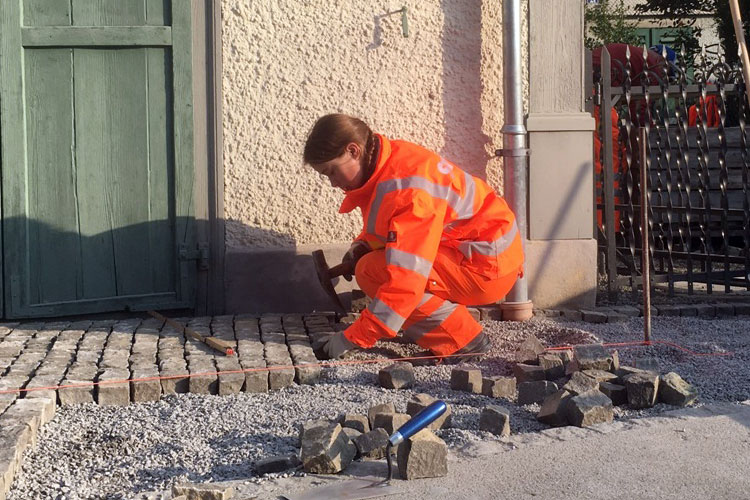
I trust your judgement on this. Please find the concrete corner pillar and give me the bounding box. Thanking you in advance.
[526,0,597,308]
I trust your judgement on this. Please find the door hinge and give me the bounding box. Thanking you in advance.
[179,242,210,270]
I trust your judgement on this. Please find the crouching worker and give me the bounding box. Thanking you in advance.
[304,114,524,363]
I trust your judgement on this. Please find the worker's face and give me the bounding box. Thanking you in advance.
[312,143,364,192]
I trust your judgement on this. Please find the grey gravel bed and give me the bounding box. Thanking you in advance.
[8,316,750,500]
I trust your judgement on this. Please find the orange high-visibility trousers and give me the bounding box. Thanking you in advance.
[355,246,521,356]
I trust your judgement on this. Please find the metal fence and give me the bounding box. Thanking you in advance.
[594,45,750,300]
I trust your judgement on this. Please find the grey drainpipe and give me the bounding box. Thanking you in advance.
[499,0,533,321]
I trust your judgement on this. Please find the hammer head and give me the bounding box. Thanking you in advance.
[312,250,347,314]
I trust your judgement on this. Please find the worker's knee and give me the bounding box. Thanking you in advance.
[354,249,387,298]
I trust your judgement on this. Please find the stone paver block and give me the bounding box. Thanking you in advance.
[342,428,362,448]
[624,371,660,409]
[367,402,395,428]
[354,428,390,460]
[482,376,516,399]
[479,405,510,436]
[537,389,573,427]
[450,367,482,393]
[512,364,546,383]
[373,412,410,435]
[397,429,447,480]
[338,413,370,433]
[633,356,659,373]
[656,304,681,317]
[714,303,735,317]
[560,309,583,321]
[599,382,627,406]
[580,310,607,323]
[254,454,301,475]
[298,419,330,448]
[240,359,268,394]
[131,370,162,402]
[516,335,545,364]
[694,304,716,318]
[733,302,750,315]
[612,305,640,317]
[567,390,614,427]
[606,310,628,323]
[378,362,415,390]
[172,482,235,500]
[517,381,558,405]
[160,368,189,395]
[300,423,356,474]
[562,372,599,395]
[538,354,565,380]
[659,372,698,407]
[406,393,451,430]
[96,369,131,406]
[292,360,321,385]
[572,344,612,371]
[678,305,698,317]
[58,379,95,405]
[581,369,619,384]
[268,363,295,391]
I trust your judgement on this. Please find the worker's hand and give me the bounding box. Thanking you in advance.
[341,241,370,281]
[321,331,357,359]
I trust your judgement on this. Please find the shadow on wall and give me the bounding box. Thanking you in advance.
[441,0,493,179]
[0,216,343,319]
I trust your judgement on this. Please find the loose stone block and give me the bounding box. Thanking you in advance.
[560,309,583,321]
[354,428,390,460]
[378,362,415,390]
[562,371,599,395]
[405,394,451,430]
[292,359,321,385]
[267,362,295,391]
[300,423,356,474]
[396,429,448,480]
[450,367,483,393]
[254,454,301,475]
[479,405,510,436]
[338,413,370,433]
[611,350,620,372]
[659,372,698,407]
[512,364,545,383]
[342,428,362,447]
[572,344,612,371]
[538,354,565,380]
[581,310,608,323]
[96,369,131,406]
[516,335,545,364]
[633,356,659,373]
[482,376,516,399]
[581,369,619,384]
[216,358,245,396]
[172,482,235,500]
[599,382,627,406]
[537,389,573,427]
[131,369,161,402]
[517,380,558,405]
[298,420,330,448]
[367,402,395,428]
[567,390,614,427]
[624,371,660,409]
[373,412,410,435]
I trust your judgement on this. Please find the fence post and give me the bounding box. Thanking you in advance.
[640,127,651,342]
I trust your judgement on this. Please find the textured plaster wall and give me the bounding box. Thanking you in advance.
[222,0,529,249]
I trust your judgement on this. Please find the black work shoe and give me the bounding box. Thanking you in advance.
[409,331,491,366]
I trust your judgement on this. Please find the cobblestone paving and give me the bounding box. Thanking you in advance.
[0,313,336,500]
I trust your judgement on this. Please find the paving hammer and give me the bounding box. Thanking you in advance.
[283,400,448,500]
[311,249,351,314]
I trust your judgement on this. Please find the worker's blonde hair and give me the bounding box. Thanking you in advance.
[303,114,375,168]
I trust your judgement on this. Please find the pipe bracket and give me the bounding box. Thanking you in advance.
[495,148,530,157]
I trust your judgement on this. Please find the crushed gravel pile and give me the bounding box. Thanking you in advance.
[8,316,750,500]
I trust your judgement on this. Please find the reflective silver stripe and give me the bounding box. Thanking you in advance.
[443,171,477,233]
[386,248,432,277]
[367,175,476,238]
[369,298,406,332]
[403,293,458,342]
[457,220,519,260]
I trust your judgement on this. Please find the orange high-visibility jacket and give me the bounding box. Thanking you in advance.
[340,135,524,348]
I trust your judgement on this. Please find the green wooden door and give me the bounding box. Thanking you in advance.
[0,0,195,318]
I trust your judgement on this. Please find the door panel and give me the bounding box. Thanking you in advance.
[0,0,194,318]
